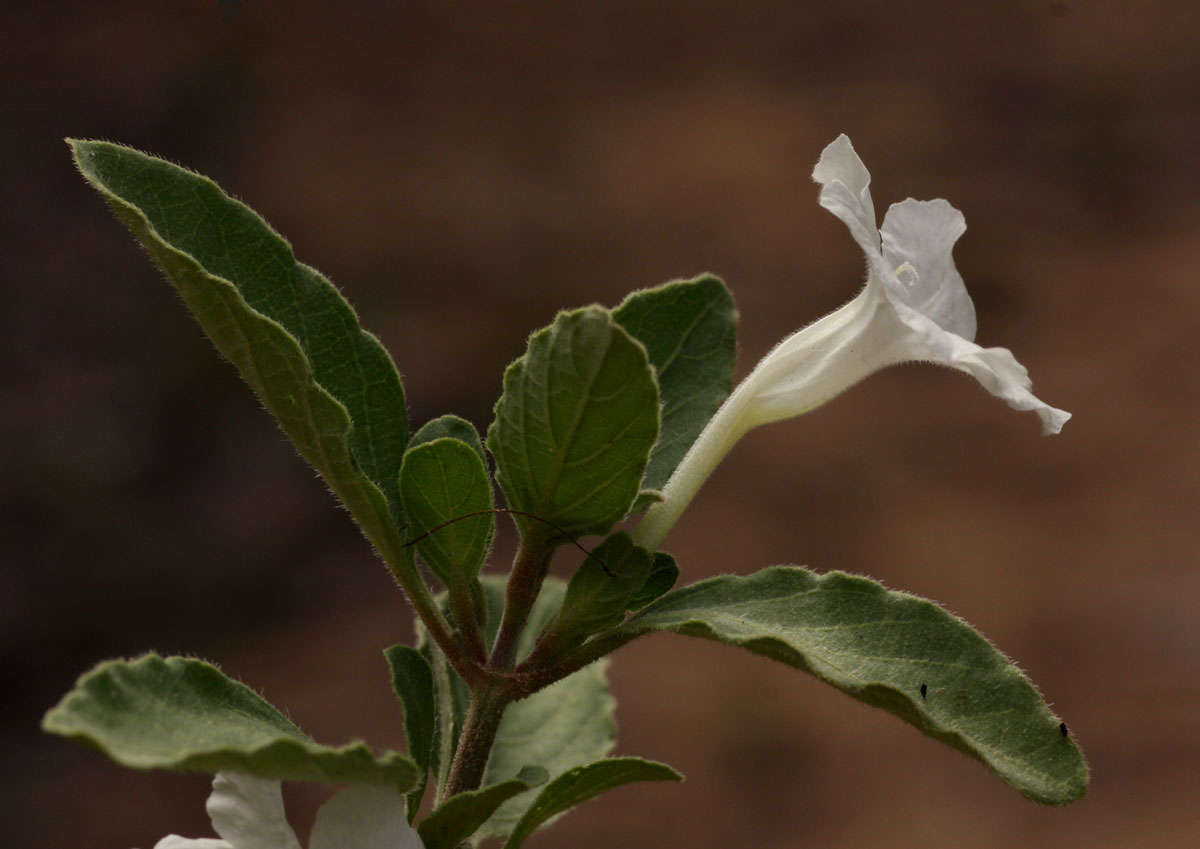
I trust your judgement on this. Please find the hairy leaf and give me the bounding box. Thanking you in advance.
[69,140,409,547]
[411,414,487,459]
[487,306,659,539]
[613,274,737,497]
[628,551,680,612]
[611,567,1089,804]
[502,758,683,849]
[538,533,653,657]
[418,766,547,849]
[400,437,495,586]
[384,645,436,819]
[43,655,418,790]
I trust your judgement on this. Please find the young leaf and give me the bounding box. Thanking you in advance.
[384,645,436,820]
[627,551,679,612]
[535,533,653,658]
[613,274,737,498]
[609,567,1089,805]
[487,306,659,540]
[417,766,547,849]
[417,577,618,840]
[68,140,410,544]
[43,654,418,790]
[411,414,487,458]
[399,437,495,586]
[501,758,683,849]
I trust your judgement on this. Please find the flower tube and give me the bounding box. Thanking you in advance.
[633,135,1069,551]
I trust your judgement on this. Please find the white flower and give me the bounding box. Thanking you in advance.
[145,771,423,849]
[633,134,1070,550]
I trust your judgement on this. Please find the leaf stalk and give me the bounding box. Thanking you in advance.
[489,529,553,671]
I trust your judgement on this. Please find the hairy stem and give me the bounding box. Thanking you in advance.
[490,529,552,670]
[444,683,510,796]
[379,542,472,679]
[514,629,640,698]
[337,484,475,682]
[449,583,488,665]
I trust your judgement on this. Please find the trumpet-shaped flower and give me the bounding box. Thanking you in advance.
[633,134,1070,550]
[144,771,423,849]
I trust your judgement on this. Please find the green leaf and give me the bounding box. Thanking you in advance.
[417,577,618,841]
[537,533,653,657]
[43,654,419,790]
[411,414,487,460]
[399,437,495,586]
[627,551,679,612]
[424,634,469,799]
[501,758,683,849]
[480,664,615,840]
[611,567,1089,805]
[384,645,436,820]
[69,140,409,544]
[487,306,659,540]
[417,766,547,849]
[613,274,737,497]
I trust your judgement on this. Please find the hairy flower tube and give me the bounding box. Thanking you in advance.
[144,772,422,849]
[633,134,1070,551]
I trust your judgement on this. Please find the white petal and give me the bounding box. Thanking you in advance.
[888,302,1071,435]
[812,134,881,259]
[205,772,302,849]
[632,137,1070,551]
[951,343,1071,434]
[740,279,1068,435]
[309,785,422,849]
[879,198,976,340]
[152,837,232,849]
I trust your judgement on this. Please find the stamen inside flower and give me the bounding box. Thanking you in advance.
[894,261,920,288]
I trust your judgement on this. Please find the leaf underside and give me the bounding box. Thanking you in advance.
[612,567,1088,805]
[43,654,419,790]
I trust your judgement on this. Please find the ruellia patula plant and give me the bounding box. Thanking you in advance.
[45,135,1088,849]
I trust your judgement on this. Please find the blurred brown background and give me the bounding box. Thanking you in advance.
[4,1,1198,846]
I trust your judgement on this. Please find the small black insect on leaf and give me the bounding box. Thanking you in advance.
[920,683,928,700]
[1059,722,1069,737]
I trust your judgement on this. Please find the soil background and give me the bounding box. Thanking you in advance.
[4,1,1198,847]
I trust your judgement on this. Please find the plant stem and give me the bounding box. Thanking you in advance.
[379,540,472,678]
[440,530,556,796]
[337,483,474,682]
[444,683,510,796]
[513,629,639,697]
[449,584,488,665]
[489,529,552,670]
